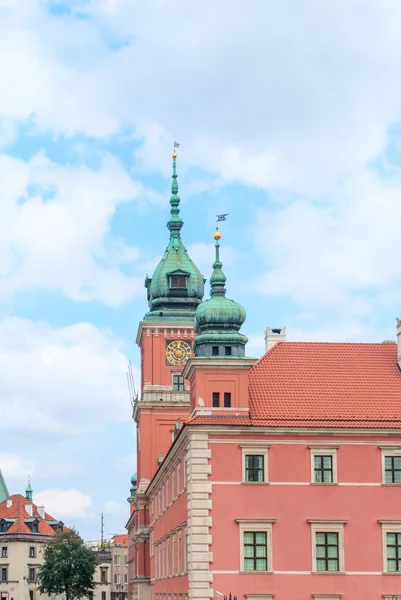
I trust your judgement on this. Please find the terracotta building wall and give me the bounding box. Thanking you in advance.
[208,432,401,598]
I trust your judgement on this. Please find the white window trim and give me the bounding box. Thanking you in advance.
[309,520,346,573]
[172,471,176,501]
[312,596,342,600]
[236,519,275,572]
[241,446,269,484]
[177,531,182,575]
[177,463,181,495]
[245,596,275,600]
[380,447,401,485]
[379,519,401,573]
[309,447,338,484]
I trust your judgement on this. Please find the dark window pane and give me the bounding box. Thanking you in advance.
[245,455,264,482]
[169,276,187,289]
[243,531,267,571]
[225,347,232,356]
[212,346,219,356]
[212,392,220,407]
[224,392,231,407]
[315,532,339,572]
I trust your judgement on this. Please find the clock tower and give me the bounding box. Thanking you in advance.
[134,148,205,489]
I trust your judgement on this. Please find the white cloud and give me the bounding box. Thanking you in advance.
[0,452,35,479]
[0,317,132,437]
[1,0,401,195]
[0,152,151,305]
[34,488,92,519]
[253,168,401,316]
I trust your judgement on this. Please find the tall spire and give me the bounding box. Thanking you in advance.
[209,229,227,297]
[167,146,183,238]
[25,476,32,501]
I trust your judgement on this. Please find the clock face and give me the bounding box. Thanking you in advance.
[166,340,192,366]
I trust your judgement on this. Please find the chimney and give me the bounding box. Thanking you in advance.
[397,319,401,367]
[26,504,33,517]
[265,326,287,352]
[38,506,45,519]
[6,499,12,509]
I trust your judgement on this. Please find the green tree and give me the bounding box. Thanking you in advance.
[37,530,96,600]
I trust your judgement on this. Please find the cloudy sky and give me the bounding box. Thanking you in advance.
[2,0,401,539]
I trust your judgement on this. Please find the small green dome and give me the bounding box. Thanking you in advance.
[194,232,248,357]
[130,473,137,486]
[144,155,205,321]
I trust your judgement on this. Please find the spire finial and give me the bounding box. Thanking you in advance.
[210,228,226,297]
[167,141,183,238]
[25,476,33,501]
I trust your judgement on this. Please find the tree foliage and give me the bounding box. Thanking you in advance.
[37,530,96,600]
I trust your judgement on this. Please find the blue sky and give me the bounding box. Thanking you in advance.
[2,0,401,540]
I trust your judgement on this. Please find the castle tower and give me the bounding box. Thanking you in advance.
[134,148,205,488]
[183,230,255,416]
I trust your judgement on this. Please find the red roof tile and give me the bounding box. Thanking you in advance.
[0,494,64,537]
[111,534,128,547]
[189,342,401,429]
[248,342,401,427]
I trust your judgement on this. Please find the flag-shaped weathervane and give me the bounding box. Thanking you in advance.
[174,141,180,148]
[216,213,229,222]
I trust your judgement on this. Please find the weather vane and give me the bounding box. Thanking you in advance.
[216,213,229,222]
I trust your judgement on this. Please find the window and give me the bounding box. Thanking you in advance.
[386,532,401,571]
[172,534,176,576]
[381,521,401,572]
[102,592,107,600]
[237,520,274,572]
[212,392,220,407]
[29,591,34,600]
[114,574,120,585]
[314,456,333,483]
[224,392,231,407]
[385,455,401,483]
[169,275,187,289]
[29,567,35,582]
[114,555,120,567]
[225,346,232,356]
[172,471,175,500]
[212,346,219,356]
[177,463,181,495]
[241,447,269,483]
[173,375,185,391]
[309,520,345,573]
[29,547,36,558]
[88,592,93,600]
[315,533,339,571]
[1,547,7,558]
[0,522,7,533]
[245,455,264,482]
[184,531,188,573]
[124,574,128,584]
[32,523,38,533]
[124,556,128,566]
[1,567,7,581]
[101,570,107,584]
[310,447,338,483]
[243,532,267,571]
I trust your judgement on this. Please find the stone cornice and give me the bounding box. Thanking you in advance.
[146,427,190,497]
[182,356,257,380]
[136,321,195,346]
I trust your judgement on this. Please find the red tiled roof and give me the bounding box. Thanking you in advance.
[0,494,63,537]
[248,342,401,427]
[111,534,128,547]
[189,342,401,429]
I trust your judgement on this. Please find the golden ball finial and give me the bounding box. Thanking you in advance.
[172,151,177,159]
[214,230,222,241]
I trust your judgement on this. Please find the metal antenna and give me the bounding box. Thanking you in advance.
[100,512,104,548]
[126,360,138,408]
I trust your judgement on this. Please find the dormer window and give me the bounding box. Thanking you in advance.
[0,521,9,533]
[169,275,187,289]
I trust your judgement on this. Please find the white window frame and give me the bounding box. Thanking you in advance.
[379,520,401,573]
[177,463,181,495]
[309,447,338,484]
[172,534,176,576]
[241,446,269,484]
[177,530,182,575]
[312,596,342,600]
[309,520,346,573]
[380,447,401,485]
[114,554,120,567]
[172,470,175,501]
[236,519,275,572]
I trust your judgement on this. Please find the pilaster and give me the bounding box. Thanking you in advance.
[187,431,213,599]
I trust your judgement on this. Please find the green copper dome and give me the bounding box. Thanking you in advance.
[194,231,248,357]
[144,154,205,321]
